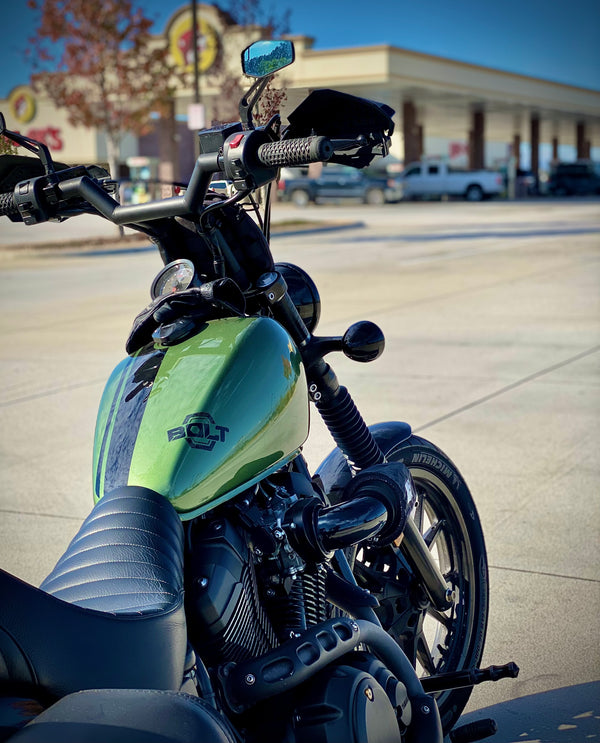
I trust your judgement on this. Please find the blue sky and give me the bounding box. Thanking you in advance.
[2,0,599,98]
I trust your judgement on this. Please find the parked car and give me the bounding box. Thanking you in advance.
[398,161,504,201]
[547,162,600,196]
[209,178,236,198]
[279,165,402,206]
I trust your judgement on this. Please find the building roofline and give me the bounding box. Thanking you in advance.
[303,43,600,95]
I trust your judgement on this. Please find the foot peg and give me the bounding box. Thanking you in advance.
[450,718,497,743]
[420,661,519,693]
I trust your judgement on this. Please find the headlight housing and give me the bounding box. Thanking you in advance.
[275,262,321,333]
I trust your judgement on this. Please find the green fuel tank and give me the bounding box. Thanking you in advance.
[93,316,309,519]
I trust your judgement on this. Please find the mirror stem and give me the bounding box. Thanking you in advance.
[239,75,272,129]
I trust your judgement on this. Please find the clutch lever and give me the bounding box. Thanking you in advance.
[329,135,368,152]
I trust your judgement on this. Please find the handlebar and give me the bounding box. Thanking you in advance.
[0,151,221,226]
[0,130,347,226]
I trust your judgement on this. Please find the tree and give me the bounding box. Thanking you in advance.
[0,137,17,156]
[198,0,291,126]
[27,0,183,178]
[223,0,290,38]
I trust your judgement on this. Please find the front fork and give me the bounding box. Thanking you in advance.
[307,360,454,613]
[259,269,453,614]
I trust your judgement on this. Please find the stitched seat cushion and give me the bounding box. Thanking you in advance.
[40,487,183,614]
[0,487,188,697]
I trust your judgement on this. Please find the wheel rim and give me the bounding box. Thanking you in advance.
[292,190,309,206]
[409,471,476,678]
[354,468,479,690]
[366,189,384,205]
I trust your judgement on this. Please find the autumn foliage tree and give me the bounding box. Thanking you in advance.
[0,137,17,155]
[27,0,182,177]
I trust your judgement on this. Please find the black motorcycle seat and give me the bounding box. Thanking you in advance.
[8,688,237,743]
[40,486,184,613]
[0,487,188,698]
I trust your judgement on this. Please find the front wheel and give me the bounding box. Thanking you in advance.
[353,435,488,734]
[465,184,484,201]
[290,188,311,207]
[364,187,385,205]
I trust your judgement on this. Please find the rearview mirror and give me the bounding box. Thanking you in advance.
[241,40,294,78]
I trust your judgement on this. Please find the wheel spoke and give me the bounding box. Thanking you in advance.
[413,494,425,533]
[423,519,446,549]
[390,543,414,574]
[416,630,437,676]
[427,605,453,629]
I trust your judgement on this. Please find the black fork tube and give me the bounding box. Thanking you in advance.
[310,362,385,471]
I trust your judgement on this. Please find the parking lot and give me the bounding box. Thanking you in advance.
[0,199,598,741]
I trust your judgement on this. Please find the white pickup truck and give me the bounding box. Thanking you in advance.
[398,161,504,201]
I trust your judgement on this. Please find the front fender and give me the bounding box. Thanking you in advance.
[315,421,412,498]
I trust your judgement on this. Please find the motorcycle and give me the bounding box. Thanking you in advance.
[0,40,517,743]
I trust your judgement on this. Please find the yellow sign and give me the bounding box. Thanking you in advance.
[8,87,36,124]
[169,11,219,73]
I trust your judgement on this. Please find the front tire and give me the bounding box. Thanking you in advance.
[353,435,488,734]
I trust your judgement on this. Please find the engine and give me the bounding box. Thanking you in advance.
[184,471,330,666]
[184,514,279,665]
[183,467,413,742]
[240,657,406,743]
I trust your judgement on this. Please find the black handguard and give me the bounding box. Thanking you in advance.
[257,136,333,167]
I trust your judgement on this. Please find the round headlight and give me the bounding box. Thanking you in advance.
[275,262,321,333]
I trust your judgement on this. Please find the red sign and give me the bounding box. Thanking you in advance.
[15,126,64,152]
[449,142,468,159]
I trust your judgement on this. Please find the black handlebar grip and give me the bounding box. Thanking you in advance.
[257,136,334,167]
[0,191,19,219]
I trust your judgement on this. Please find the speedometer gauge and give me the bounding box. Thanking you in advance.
[151,259,198,299]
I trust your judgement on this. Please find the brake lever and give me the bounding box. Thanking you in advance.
[329,135,368,152]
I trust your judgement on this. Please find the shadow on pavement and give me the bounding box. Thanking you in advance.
[452,682,599,742]
[337,226,600,243]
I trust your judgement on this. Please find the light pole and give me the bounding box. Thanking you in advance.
[191,0,200,107]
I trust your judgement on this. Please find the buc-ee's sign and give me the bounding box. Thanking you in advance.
[168,10,219,73]
[7,87,64,152]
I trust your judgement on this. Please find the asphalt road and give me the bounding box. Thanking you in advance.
[1,199,599,741]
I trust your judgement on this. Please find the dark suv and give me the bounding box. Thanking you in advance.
[279,166,402,205]
[548,162,600,196]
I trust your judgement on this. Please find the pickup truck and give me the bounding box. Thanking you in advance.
[279,166,402,206]
[399,161,504,201]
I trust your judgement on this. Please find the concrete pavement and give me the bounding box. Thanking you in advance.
[1,199,598,741]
